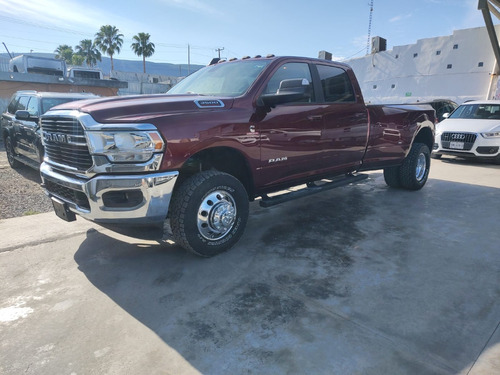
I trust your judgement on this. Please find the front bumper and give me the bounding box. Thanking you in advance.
[433,133,500,159]
[40,162,179,225]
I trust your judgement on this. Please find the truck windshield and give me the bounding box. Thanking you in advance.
[449,104,500,120]
[167,60,271,97]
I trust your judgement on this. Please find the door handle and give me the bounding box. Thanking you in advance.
[307,115,323,121]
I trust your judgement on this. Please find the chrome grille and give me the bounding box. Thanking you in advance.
[41,116,92,171]
[441,132,477,151]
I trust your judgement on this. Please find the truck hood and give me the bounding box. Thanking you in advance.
[437,118,500,133]
[51,94,234,123]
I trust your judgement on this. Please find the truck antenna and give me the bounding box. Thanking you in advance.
[2,42,13,59]
[366,0,374,55]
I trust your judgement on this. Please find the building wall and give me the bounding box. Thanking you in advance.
[346,26,500,105]
[0,72,126,113]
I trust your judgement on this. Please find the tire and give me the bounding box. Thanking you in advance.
[5,135,20,169]
[169,170,249,257]
[399,143,431,190]
[383,166,401,188]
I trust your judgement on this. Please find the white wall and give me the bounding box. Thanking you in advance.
[346,26,500,104]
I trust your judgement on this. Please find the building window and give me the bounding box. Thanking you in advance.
[478,62,484,67]
[391,84,396,89]
[436,50,441,55]
[453,44,458,49]
[395,54,399,59]
[447,64,452,69]
[413,53,418,58]
[373,85,377,89]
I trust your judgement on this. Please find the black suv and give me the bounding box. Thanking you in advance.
[1,91,98,169]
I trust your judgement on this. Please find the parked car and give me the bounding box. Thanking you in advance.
[432,100,500,163]
[1,90,98,169]
[423,99,458,122]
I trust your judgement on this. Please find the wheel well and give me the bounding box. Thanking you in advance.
[413,127,434,150]
[176,147,254,198]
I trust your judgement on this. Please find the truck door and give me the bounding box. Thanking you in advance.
[315,64,369,171]
[14,96,40,161]
[256,62,328,187]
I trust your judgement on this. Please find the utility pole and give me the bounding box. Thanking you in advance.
[215,47,224,59]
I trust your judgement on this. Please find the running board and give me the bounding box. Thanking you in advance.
[259,173,369,208]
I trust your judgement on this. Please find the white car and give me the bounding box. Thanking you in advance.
[432,100,500,164]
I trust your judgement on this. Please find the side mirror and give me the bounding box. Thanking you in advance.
[442,113,450,119]
[15,110,33,121]
[260,78,311,107]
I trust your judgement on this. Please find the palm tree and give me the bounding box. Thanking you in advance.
[94,25,123,72]
[131,32,155,73]
[54,44,73,62]
[75,39,102,67]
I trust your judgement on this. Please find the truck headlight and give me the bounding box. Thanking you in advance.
[87,131,164,162]
[481,131,500,138]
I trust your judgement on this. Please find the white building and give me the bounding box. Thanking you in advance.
[345,25,500,105]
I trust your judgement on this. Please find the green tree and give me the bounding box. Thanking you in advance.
[131,32,155,73]
[75,39,102,67]
[54,44,73,62]
[71,54,85,66]
[94,25,123,72]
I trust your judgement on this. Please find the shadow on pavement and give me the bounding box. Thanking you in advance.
[73,177,500,374]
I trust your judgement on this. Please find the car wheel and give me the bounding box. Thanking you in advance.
[399,142,431,190]
[5,135,20,169]
[169,170,249,257]
[383,166,401,188]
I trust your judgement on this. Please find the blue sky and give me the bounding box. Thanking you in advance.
[0,0,494,66]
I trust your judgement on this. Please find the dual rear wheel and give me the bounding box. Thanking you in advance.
[383,142,431,190]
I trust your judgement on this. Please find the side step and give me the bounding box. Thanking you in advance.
[259,173,369,208]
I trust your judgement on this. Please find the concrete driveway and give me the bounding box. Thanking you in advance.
[1,158,499,374]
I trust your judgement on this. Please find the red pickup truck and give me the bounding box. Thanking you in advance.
[40,56,435,256]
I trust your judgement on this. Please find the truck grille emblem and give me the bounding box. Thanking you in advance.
[43,132,70,143]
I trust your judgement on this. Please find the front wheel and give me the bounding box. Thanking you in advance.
[5,135,20,169]
[169,171,249,257]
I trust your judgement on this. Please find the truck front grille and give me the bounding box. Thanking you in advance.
[41,116,93,171]
[441,132,477,151]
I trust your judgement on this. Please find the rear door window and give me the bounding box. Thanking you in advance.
[316,65,355,103]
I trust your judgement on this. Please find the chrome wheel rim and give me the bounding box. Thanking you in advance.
[415,153,427,181]
[197,190,237,240]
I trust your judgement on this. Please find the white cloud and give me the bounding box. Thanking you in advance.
[390,13,412,23]
[0,0,144,38]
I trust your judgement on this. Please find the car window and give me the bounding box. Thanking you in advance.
[167,60,271,97]
[27,97,39,116]
[7,96,19,114]
[41,97,84,114]
[263,62,315,102]
[316,64,355,103]
[450,104,500,119]
[16,96,30,112]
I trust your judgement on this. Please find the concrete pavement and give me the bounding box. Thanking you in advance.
[1,157,499,374]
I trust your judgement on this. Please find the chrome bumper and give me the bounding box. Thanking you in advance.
[40,162,179,225]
